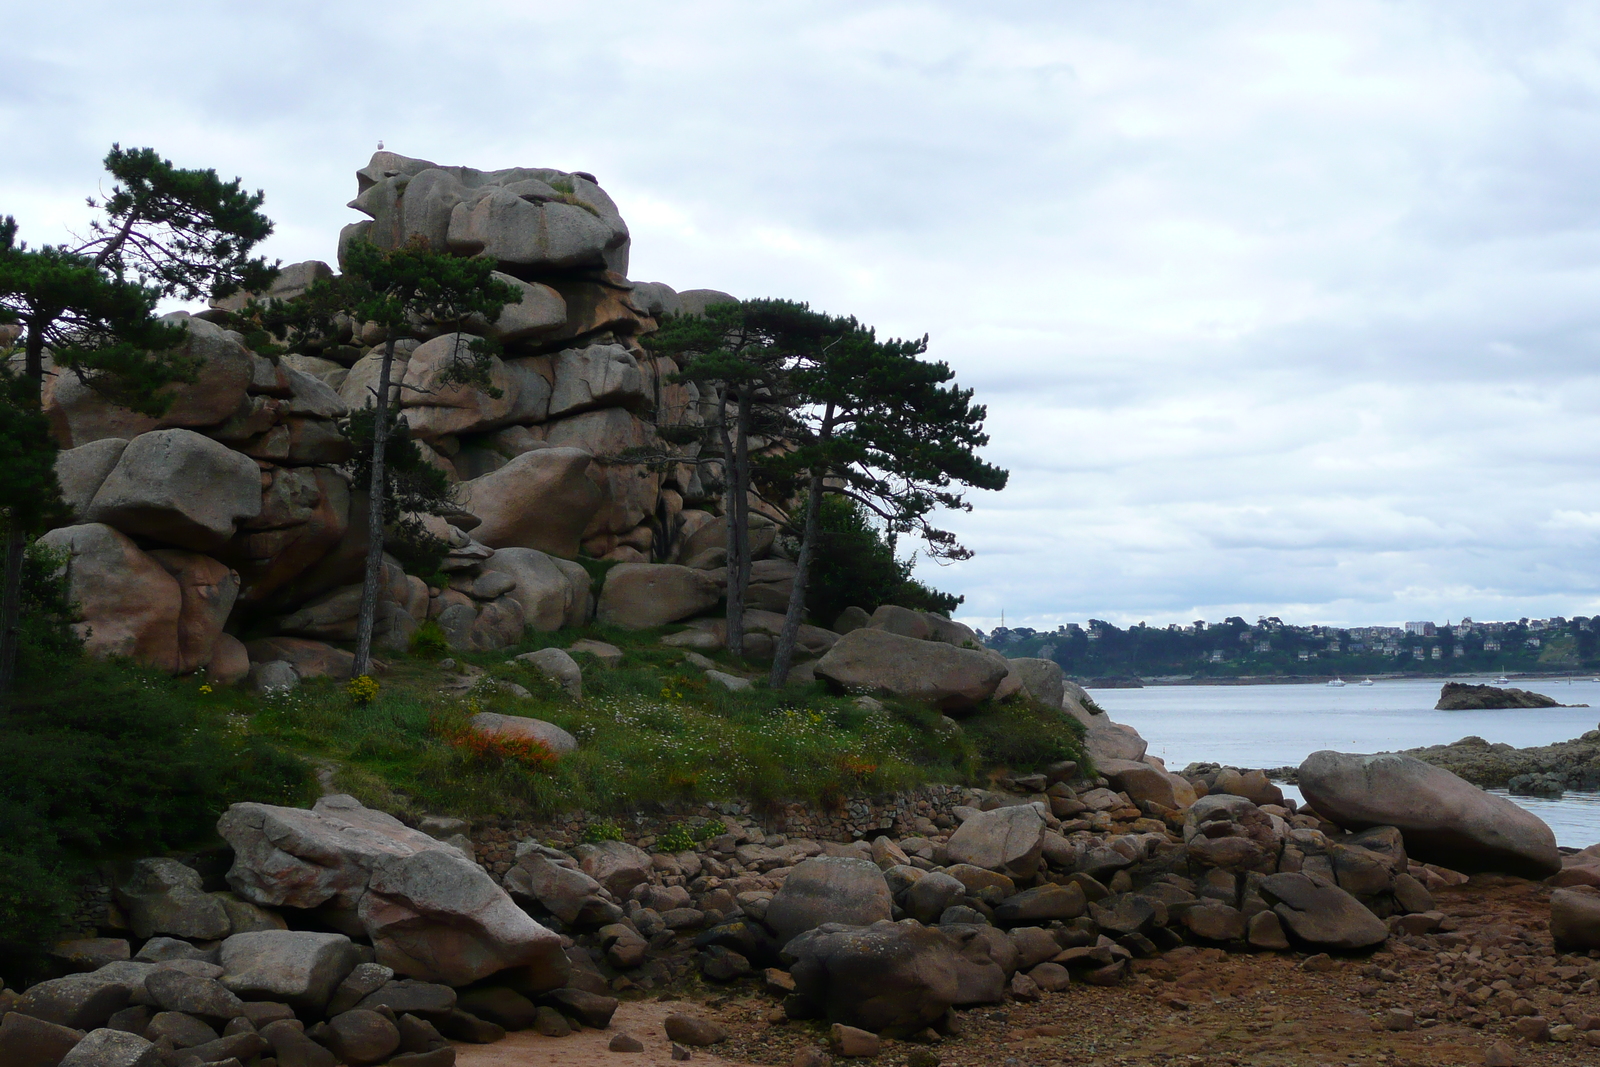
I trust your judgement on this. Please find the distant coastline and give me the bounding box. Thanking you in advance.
[1079,671,1600,688]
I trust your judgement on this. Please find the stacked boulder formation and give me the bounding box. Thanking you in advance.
[36,151,751,686]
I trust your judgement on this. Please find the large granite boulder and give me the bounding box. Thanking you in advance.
[1099,757,1196,810]
[0,1013,87,1067]
[814,628,1008,711]
[468,272,566,342]
[38,524,182,672]
[116,858,232,941]
[85,429,262,551]
[765,858,894,947]
[147,550,239,674]
[549,344,646,418]
[1061,695,1150,762]
[1298,750,1561,878]
[219,931,361,1014]
[347,152,630,275]
[1257,872,1388,950]
[480,547,591,630]
[571,841,652,899]
[458,447,602,558]
[397,333,517,440]
[60,1028,161,1067]
[55,439,128,519]
[784,921,961,1037]
[1550,887,1600,950]
[44,315,253,447]
[10,972,131,1030]
[468,712,578,755]
[217,795,567,988]
[1009,658,1065,707]
[595,563,720,629]
[503,854,614,927]
[945,805,1049,879]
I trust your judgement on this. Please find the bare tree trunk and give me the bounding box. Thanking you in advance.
[351,337,397,677]
[724,389,752,661]
[0,526,26,704]
[0,323,52,704]
[770,470,824,687]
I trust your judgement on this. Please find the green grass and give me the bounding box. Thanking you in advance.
[237,621,1086,822]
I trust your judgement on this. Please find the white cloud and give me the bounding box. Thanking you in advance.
[8,1,1600,630]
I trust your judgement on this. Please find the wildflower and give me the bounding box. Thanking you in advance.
[346,675,380,705]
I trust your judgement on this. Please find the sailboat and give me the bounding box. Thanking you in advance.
[1359,677,1374,686]
[1493,674,1510,685]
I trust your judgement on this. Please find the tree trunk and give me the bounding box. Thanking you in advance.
[0,525,27,705]
[351,337,397,677]
[0,322,52,704]
[770,469,824,687]
[724,388,752,661]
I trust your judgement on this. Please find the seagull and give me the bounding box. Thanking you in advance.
[377,140,385,150]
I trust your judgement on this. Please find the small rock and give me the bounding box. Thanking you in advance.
[672,1043,692,1060]
[1009,973,1042,1001]
[793,1047,832,1067]
[534,1005,572,1037]
[665,1014,727,1047]
[1299,953,1338,973]
[1483,1039,1520,1066]
[609,1032,645,1053]
[830,1023,881,1058]
[705,670,752,692]
[1511,1016,1550,1042]
[1383,1009,1415,1031]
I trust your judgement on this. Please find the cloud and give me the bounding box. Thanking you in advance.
[8,1,1600,631]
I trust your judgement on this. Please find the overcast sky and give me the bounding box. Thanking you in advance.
[8,1,1600,630]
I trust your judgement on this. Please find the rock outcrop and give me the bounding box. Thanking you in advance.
[1435,682,1564,710]
[35,150,750,678]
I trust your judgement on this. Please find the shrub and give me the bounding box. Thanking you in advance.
[409,619,449,659]
[346,675,380,705]
[435,716,558,771]
[803,495,960,622]
[1,650,311,981]
[655,821,719,853]
[961,697,1088,774]
[581,819,625,843]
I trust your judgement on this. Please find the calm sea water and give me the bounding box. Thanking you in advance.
[1086,676,1600,848]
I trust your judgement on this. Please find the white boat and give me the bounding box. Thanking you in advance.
[1493,675,1510,685]
[1359,678,1374,686]
[1327,678,1346,687]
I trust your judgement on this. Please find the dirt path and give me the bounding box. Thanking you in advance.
[454,1000,757,1067]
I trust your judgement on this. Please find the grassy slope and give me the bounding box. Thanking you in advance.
[241,622,1087,823]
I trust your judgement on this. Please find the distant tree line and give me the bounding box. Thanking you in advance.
[982,616,1600,679]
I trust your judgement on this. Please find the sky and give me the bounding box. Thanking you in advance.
[7,1,1600,631]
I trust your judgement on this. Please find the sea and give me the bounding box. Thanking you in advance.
[1085,676,1600,848]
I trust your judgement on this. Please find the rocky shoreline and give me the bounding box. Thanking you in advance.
[1264,727,1600,797]
[9,681,1600,1067]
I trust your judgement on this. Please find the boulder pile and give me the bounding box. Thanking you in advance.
[0,796,620,1067]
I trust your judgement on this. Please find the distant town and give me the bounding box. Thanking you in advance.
[977,615,1599,682]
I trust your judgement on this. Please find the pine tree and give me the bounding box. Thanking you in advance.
[0,146,276,700]
[766,321,1008,685]
[336,238,520,677]
[646,300,807,660]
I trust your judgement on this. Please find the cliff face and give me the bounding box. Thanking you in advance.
[39,152,746,679]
